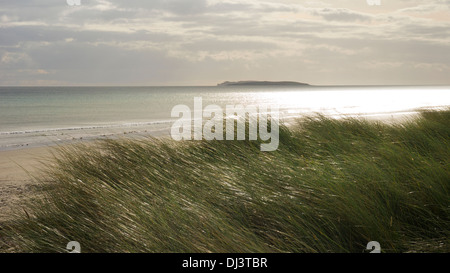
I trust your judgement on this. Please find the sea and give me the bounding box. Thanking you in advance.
[0,85,449,151]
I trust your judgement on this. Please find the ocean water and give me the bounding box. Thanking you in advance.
[0,85,449,151]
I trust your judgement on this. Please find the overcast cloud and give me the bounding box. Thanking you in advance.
[1,0,449,85]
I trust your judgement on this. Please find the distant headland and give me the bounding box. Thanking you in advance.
[217,81,310,86]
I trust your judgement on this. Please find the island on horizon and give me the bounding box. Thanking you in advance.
[217,81,310,86]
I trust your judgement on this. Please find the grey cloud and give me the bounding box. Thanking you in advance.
[0,25,177,47]
[183,39,278,52]
[16,42,186,85]
[109,0,208,15]
[399,24,450,39]
[1,0,450,85]
[313,8,372,22]
[0,0,65,22]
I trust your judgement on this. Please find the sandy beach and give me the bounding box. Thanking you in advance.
[0,146,55,221]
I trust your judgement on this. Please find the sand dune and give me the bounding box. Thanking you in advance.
[0,147,54,221]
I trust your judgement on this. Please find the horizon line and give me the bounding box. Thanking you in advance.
[1,84,450,88]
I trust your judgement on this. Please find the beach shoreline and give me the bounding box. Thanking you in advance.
[0,109,427,223]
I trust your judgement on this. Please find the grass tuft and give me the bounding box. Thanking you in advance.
[1,110,449,253]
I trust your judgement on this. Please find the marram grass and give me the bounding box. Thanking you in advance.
[1,110,449,253]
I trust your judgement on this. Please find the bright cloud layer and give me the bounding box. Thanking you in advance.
[0,0,449,85]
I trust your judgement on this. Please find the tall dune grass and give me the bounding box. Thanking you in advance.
[1,110,449,252]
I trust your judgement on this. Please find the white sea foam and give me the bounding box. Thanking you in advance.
[0,120,174,136]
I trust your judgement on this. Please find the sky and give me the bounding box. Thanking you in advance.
[0,0,449,86]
